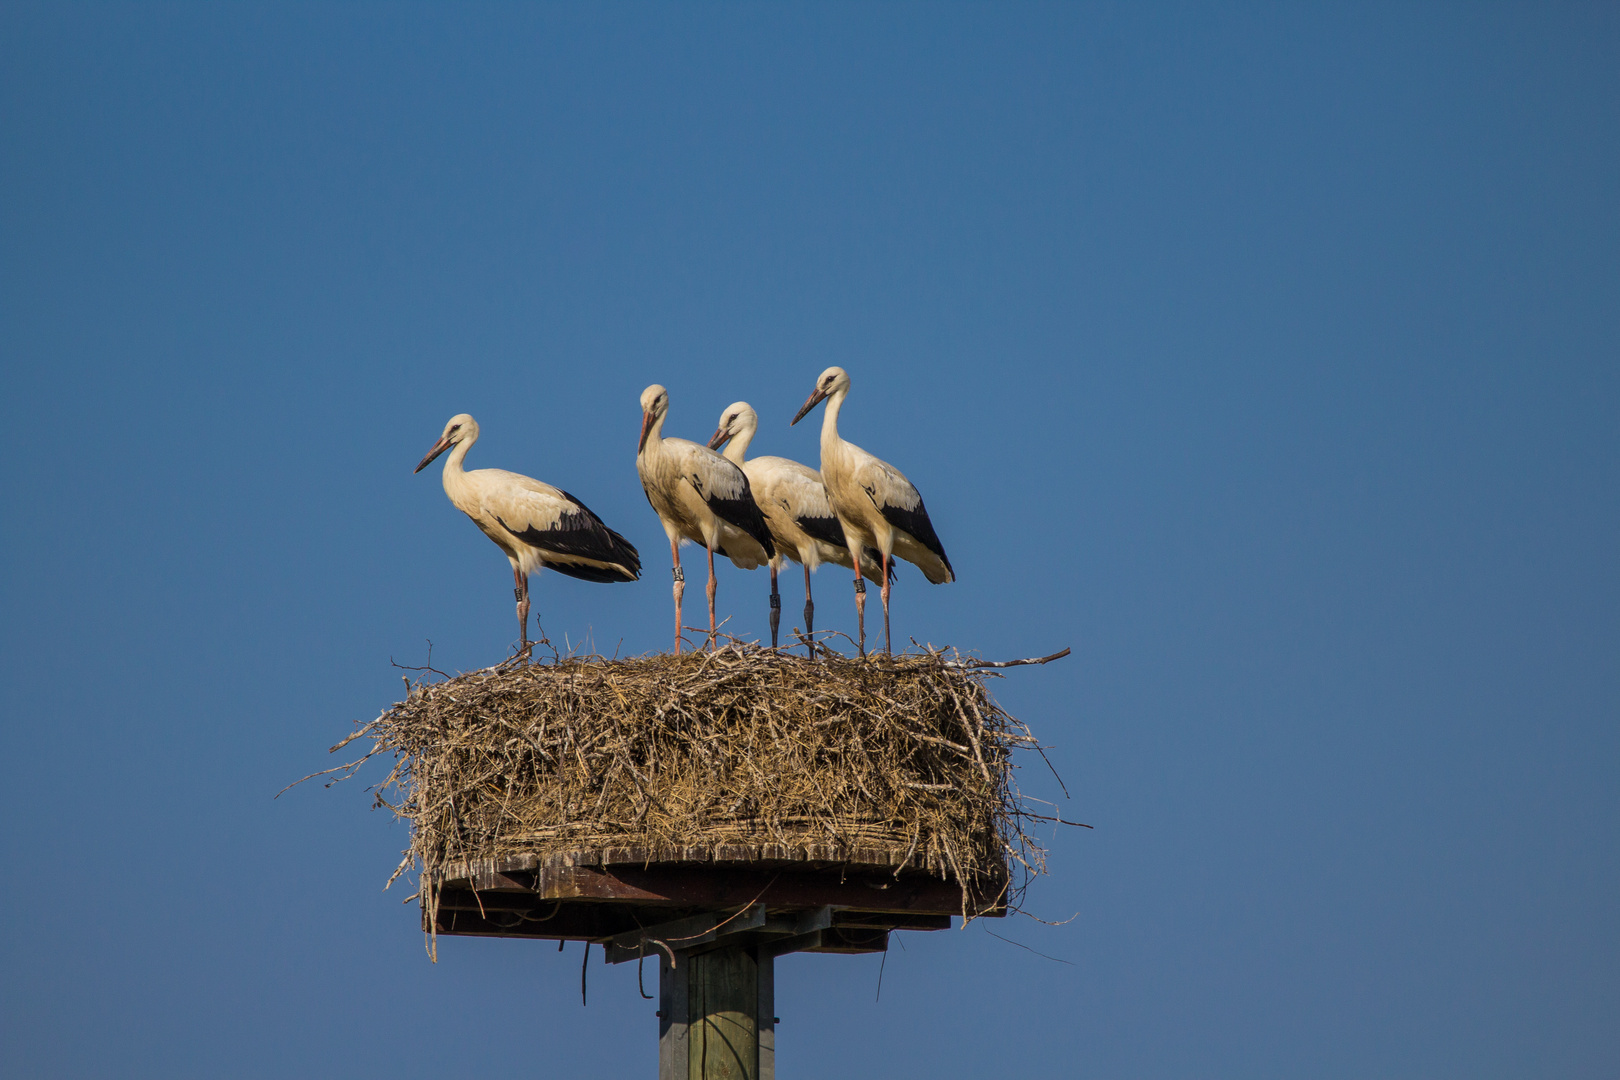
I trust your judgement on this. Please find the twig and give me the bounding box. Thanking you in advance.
[1020,909,1081,926]
[638,952,654,999]
[983,927,1074,965]
[1020,811,1093,828]
[957,648,1071,669]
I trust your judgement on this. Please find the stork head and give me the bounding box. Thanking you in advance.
[639,384,669,453]
[791,366,849,425]
[415,413,478,473]
[707,401,758,452]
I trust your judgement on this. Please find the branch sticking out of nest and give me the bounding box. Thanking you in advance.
[317,643,1073,935]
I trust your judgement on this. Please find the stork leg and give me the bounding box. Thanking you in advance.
[671,538,685,655]
[769,564,781,649]
[706,545,719,649]
[880,552,892,654]
[854,572,867,655]
[513,566,531,655]
[803,563,815,658]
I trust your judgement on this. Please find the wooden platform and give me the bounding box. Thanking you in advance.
[428,849,1007,951]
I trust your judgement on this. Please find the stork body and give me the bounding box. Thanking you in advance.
[637,385,775,652]
[791,367,953,653]
[708,402,883,652]
[414,414,640,654]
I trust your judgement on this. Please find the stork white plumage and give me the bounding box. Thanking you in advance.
[637,385,775,653]
[707,401,884,653]
[791,367,954,653]
[414,414,640,653]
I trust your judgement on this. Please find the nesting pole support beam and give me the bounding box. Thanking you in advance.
[659,946,774,1080]
[635,905,871,1079]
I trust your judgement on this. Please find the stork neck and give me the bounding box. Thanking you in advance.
[441,434,473,490]
[641,410,668,458]
[722,420,755,466]
[820,385,847,449]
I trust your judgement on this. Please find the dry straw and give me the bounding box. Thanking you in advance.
[317,641,1071,928]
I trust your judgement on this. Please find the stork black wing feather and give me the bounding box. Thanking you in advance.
[878,498,953,579]
[795,512,846,549]
[500,494,641,581]
[708,493,775,558]
[543,560,641,584]
[695,474,775,558]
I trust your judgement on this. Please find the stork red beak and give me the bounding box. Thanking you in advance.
[791,387,828,426]
[706,426,731,451]
[414,436,452,473]
[638,410,655,453]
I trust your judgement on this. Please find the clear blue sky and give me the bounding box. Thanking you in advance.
[3,4,1616,1077]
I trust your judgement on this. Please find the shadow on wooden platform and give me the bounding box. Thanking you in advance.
[429,848,1008,952]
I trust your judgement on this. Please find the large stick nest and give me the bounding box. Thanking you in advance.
[328,643,1064,924]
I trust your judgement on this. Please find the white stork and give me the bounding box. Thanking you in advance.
[790,367,953,653]
[414,413,640,653]
[707,401,885,653]
[636,385,775,652]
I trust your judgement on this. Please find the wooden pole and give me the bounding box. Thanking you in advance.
[659,945,775,1080]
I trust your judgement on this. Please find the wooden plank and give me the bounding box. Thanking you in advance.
[430,903,639,941]
[440,841,947,882]
[831,911,951,931]
[437,843,1012,893]
[430,900,965,944]
[530,865,1002,917]
[429,896,959,942]
[806,928,889,954]
[761,926,889,958]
